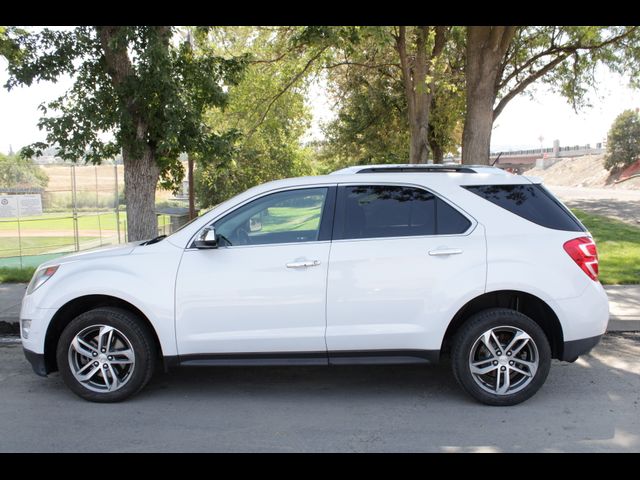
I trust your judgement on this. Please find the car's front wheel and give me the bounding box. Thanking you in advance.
[56,307,156,402]
[451,308,551,406]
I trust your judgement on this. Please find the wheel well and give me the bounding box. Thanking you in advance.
[441,290,564,360]
[43,295,163,373]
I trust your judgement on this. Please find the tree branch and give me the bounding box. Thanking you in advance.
[497,26,639,93]
[248,52,288,64]
[246,45,328,137]
[395,26,415,121]
[325,61,401,70]
[493,53,569,119]
[432,26,449,59]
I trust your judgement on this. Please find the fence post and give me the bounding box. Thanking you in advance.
[114,161,121,244]
[95,166,103,247]
[71,164,80,252]
[16,199,23,270]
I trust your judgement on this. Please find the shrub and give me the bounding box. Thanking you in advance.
[604,109,640,172]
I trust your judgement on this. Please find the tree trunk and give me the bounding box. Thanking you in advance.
[395,26,449,164]
[461,77,495,165]
[409,121,430,164]
[462,26,516,165]
[187,153,195,220]
[428,124,444,164]
[396,27,430,164]
[123,145,159,241]
[97,26,164,241]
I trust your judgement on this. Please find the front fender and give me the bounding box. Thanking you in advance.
[23,241,183,357]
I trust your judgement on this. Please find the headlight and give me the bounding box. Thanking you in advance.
[26,265,59,295]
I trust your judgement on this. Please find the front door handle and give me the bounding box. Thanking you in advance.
[428,248,463,256]
[286,260,321,268]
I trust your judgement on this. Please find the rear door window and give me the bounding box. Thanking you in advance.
[464,184,586,232]
[334,185,471,240]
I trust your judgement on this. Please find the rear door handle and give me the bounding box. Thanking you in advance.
[286,260,321,268]
[428,248,463,256]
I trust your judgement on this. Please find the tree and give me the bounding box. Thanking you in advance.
[393,26,449,164]
[318,26,464,167]
[462,26,640,165]
[0,152,49,189]
[193,27,315,207]
[1,26,245,240]
[462,27,516,165]
[604,110,640,172]
[319,55,410,170]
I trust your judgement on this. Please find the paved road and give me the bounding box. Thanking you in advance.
[546,185,640,225]
[1,333,639,452]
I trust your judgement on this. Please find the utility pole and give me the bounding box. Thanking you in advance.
[187,153,195,220]
[538,135,544,156]
[186,27,196,221]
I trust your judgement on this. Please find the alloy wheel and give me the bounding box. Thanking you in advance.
[67,324,136,393]
[468,325,539,395]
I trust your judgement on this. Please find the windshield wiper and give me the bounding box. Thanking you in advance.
[141,235,166,246]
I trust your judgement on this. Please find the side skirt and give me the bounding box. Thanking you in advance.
[163,349,440,369]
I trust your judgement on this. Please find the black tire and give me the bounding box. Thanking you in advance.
[56,307,156,403]
[451,308,551,406]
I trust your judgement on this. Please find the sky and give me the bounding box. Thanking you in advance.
[489,67,640,152]
[1,36,640,156]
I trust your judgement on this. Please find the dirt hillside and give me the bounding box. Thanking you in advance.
[526,154,640,190]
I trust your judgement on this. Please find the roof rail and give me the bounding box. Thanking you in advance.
[354,165,477,174]
[329,164,509,175]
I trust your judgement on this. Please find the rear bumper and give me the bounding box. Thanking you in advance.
[560,334,602,362]
[23,348,48,377]
[555,281,609,343]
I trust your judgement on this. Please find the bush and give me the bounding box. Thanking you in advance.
[0,153,49,189]
[604,109,640,172]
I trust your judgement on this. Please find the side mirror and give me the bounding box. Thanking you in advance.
[194,226,218,249]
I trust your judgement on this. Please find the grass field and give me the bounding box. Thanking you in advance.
[0,236,99,257]
[0,211,175,234]
[573,209,640,285]
[0,212,126,232]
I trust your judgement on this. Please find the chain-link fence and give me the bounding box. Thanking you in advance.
[0,163,173,269]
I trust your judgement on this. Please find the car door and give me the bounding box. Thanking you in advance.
[326,183,486,360]
[175,186,336,360]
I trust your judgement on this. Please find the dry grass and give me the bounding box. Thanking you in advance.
[40,164,124,191]
[38,164,176,202]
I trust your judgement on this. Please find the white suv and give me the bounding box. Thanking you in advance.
[20,164,609,405]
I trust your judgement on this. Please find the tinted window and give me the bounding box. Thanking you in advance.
[436,198,472,234]
[214,188,328,246]
[336,185,470,240]
[464,184,586,232]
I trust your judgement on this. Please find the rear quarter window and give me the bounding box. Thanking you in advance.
[464,184,586,232]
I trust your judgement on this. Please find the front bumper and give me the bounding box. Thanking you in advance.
[560,334,603,362]
[23,348,48,377]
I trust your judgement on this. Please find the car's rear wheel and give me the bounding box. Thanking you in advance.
[56,307,156,402]
[452,308,551,406]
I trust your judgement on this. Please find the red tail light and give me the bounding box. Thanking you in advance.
[563,237,599,281]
